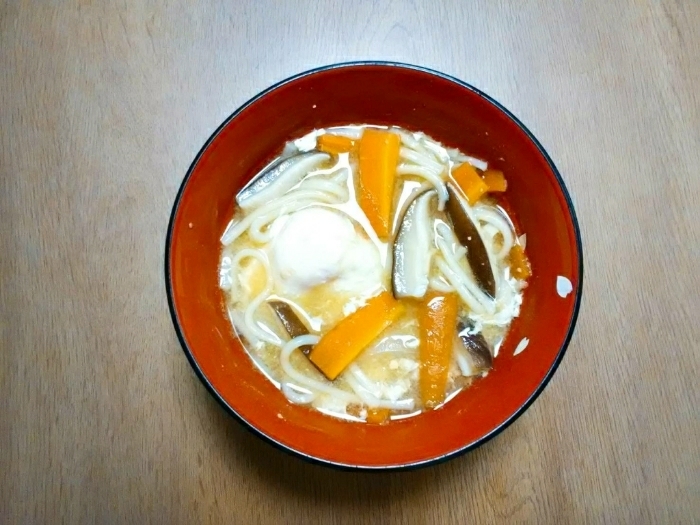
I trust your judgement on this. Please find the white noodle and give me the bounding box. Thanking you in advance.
[243,294,282,346]
[247,200,314,244]
[245,174,349,244]
[221,188,343,246]
[281,382,316,405]
[344,370,415,411]
[396,164,449,210]
[227,307,262,348]
[435,223,496,311]
[435,256,489,315]
[455,351,474,377]
[400,147,445,174]
[347,364,381,398]
[420,139,451,164]
[397,130,450,165]
[240,259,281,346]
[447,149,489,171]
[325,127,363,139]
[226,250,281,346]
[330,168,349,184]
[229,249,266,293]
[464,155,488,171]
[482,224,500,243]
[238,152,329,210]
[393,128,423,151]
[474,206,515,259]
[443,197,501,289]
[279,335,360,403]
[429,275,454,293]
[298,176,349,199]
[248,216,276,245]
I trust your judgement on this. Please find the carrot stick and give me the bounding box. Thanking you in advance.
[309,291,405,380]
[509,245,531,280]
[366,408,391,424]
[451,162,488,205]
[482,169,507,192]
[358,129,401,240]
[317,134,355,155]
[418,292,459,408]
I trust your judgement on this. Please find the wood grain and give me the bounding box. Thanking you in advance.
[1,1,698,523]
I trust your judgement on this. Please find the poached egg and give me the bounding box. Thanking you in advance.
[269,207,384,323]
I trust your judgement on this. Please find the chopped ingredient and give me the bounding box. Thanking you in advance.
[268,301,312,355]
[482,169,507,193]
[457,322,492,371]
[272,207,356,294]
[309,291,405,380]
[392,189,436,299]
[358,129,401,240]
[445,184,497,297]
[236,152,329,210]
[346,404,364,418]
[366,407,391,424]
[509,245,532,279]
[451,162,488,205]
[318,134,355,155]
[418,292,459,408]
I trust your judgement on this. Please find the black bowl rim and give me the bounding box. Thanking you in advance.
[165,60,584,472]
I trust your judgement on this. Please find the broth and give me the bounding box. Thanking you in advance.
[219,125,530,423]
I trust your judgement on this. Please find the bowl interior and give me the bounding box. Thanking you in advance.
[167,64,581,469]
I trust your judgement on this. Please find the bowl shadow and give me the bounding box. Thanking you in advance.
[195,371,514,507]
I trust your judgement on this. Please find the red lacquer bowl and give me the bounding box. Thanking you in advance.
[166,63,583,470]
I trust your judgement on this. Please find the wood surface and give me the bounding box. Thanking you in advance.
[1,1,699,523]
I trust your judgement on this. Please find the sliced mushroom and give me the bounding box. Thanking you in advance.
[236,151,330,210]
[457,321,493,371]
[445,184,496,298]
[268,301,313,356]
[392,189,436,299]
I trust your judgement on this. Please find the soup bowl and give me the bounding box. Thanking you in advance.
[165,62,583,470]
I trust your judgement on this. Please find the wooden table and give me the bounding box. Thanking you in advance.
[2,1,698,523]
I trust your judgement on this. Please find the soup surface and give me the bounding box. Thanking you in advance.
[218,125,531,423]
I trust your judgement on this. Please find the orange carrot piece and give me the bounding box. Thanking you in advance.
[451,162,488,205]
[309,291,405,380]
[317,134,355,155]
[483,169,508,193]
[418,292,459,408]
[509,245,532,280]
[366,408,391,424]
[358,129,401,240]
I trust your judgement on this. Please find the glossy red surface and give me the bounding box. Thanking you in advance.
[166,63,582,469]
